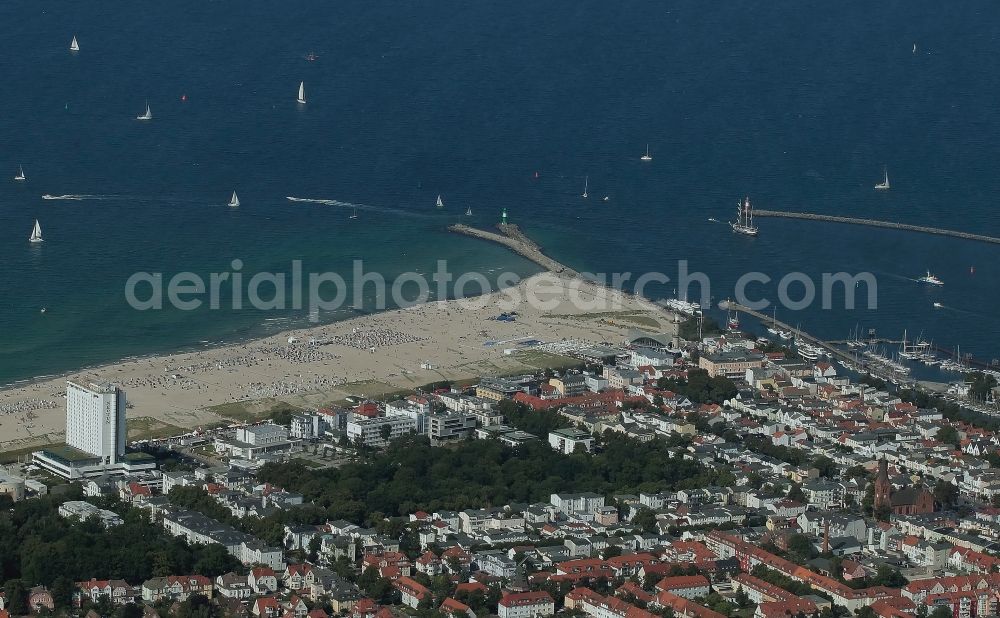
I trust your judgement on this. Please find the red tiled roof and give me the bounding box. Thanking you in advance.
[616,582,654,604]
[393,577,430,601]
[498,591,554,608]
[756,598,817,618]
[655,591,727,618]
[655,575,710,592]
[417,551,440,565]
[440,598,471,615]
[455,582,489,595]
[708,532,899,604]
[871,598,915,617]
[352,599,378,617]
[568,587,657,618]
[128,482,152,496]
[605,553,659,570]
[732,574,793,602]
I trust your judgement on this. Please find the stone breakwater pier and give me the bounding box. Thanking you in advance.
[449,223,679,321]
[753,210,1000,245]
[449,223,580,277]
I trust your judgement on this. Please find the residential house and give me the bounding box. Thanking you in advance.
[141,576,213,604]
[497,591,555,618]
[249,567,279,595]
[253,597,282,618]
[216,573,252,601]
[394,577,430,609]
[655,575,711,600]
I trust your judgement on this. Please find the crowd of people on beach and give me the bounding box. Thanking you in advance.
[327,327,423,350]
[109,329,417,400]
[0,398,58,416]
[258,344,339,364]
[240,374,342,400]
[122,373,207,392]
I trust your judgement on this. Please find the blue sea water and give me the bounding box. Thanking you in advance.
[1,1,999,385]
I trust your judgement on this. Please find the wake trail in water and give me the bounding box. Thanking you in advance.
[41,194,94,201]
[286,195,430,218]
[871,270,927,284]
[931,303,985,318]
[40,194,230,208]
[40,193,175,203]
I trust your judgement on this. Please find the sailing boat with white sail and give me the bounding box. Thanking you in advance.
[436,195,444,209]
[70,36,80,52]
[14,165,25,182]
[228,191,240,208]
[640,144,652,161]
[350,207,359,219]
[297,81,306,104]
[465,206,472,216]
[582,176,589,198]
[29,220,43,243]
[875,167,890,190]
[136,101,153,121]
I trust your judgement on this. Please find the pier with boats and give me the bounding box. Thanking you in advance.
[452,220,997,400]
[720,300,999,385]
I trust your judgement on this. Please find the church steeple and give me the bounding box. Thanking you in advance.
[507,561,529,593]
[874,458,891,512]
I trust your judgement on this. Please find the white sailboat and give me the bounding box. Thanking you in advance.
[640,144,652,161]
[14,165,26,182]
[350,207,359,219]
[136,101,153,121]
[875,167,890,190]
[766,307,779,335]
[228,191,240,208]
[582,176,589,198]
[436,195,444,209]
[70,36,80,52]
[465,206,472,216]
[297,81,306,104]
[29,219,44,243]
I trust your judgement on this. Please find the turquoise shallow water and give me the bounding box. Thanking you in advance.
[1,1,999,384]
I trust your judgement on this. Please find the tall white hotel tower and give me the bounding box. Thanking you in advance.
[65,381,127,464]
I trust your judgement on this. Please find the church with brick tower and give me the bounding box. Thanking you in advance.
[873,458,935,516]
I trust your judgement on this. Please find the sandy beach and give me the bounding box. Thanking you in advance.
[0,274,672,455]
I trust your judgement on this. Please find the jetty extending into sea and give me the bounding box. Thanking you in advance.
[452,223,995,383]
[449,223,580,277]
[718,299,845,357]
[753,210,1000,245]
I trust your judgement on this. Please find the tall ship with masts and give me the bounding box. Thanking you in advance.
[730,196,758,236]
